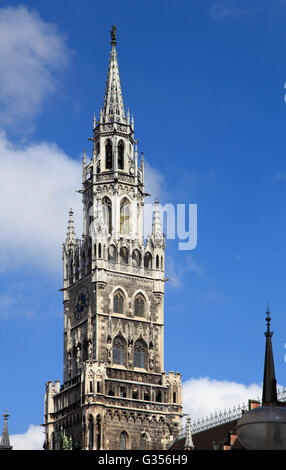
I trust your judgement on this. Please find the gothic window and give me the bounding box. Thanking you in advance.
[144,252,152,269]
[120,432,127,450]
[161,256,164,270]
[134,339,146,369]
[134,294,145,317]
[132,249,141,267]
[118,140,124,170]
[132,389,138,399]
[96,415,101,450]
[108,245,117,262]
[144,390,150,401]
[113,291,124,314]
[156,390,162,403]
[98,243,102,258]
[88,415,94,450]
[105,139,112,169]
[120,386,127,398]
[140,434,147,450]
[156,255,159,269]
[113,336,125,365]
[120,198,130,236]
[120,247,129,264]
[102,196,112,234]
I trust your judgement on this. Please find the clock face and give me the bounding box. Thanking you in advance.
[74,287,89,320]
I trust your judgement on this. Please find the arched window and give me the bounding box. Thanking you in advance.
[118,140,124,170]
[105,139,112,169]
[120,247,129,264]
[113,336,125,365]
[98,243,102,258]
[96,415,101,450]
[134,294,145,317]
[108,245,117,262]
[144,252,152,269]
[113,291,124,314]
[140,434,147,450]
[102,197,112,234]
[134,339,146,369]
[132,249,141,267]
[120,198,130,236]
[156,255,159,269]
[120,432,127,450]
[88,415,94,450]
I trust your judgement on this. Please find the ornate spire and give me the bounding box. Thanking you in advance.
[102,26,125,124]
[262,306,278,405]
[66,209,75,245]
[152,200,163,239]
[0,410,12,450]
[184,416,194,450]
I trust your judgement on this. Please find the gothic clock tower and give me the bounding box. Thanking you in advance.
[44,26,182,451]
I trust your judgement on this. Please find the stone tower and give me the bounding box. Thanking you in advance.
[44,26,182,451]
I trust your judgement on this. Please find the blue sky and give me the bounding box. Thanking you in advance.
[1,0,286,448]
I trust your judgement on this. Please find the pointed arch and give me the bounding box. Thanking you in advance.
[118,140,124,170]
[108,244,117,262]
[120,197,131,236]
[119,246,129,264]
[144,252,152,269]
[134,293,145,317]
[134,338,147,369]
[105,139,113,169]
[140,433,148,450]
[102,196,112,234]
[113,290,124,314]
[113,334,126,365]
[132,249,141,267]
[120,431,128,450]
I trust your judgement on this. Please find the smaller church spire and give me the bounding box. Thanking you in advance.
[262,306,278,406]
[152,200,163,239]
[66,209,75,245]
[93,112,96,130]
[0,410,12,450]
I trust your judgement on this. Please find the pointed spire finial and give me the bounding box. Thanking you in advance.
[102,26,125,123]
[152,199,163,239]
[93,113,96,129]
[111,25,116,46]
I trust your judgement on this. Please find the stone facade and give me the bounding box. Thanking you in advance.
[44,26,183,451]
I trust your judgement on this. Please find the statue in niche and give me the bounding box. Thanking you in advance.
[149,342,154,370]
[88,339,93,360]
[128,340,133,367]
[76,344,81,370]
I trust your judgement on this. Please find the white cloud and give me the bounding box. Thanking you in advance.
[183,376,262,421]
[166,255,205,289]
[209,1,259,21]
[144,160,166,202]
[0,133,164,273]
[0,6,70,126]
[10,424,44,450]
[0,131,82,273]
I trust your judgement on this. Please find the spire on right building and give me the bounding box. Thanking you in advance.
[0,411,12,451]
[262,307,278,406]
